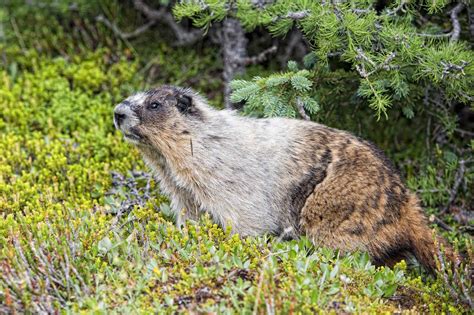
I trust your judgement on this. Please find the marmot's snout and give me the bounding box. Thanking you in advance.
[114,108,126,129]
[114,101,129,129]
[114,100,142,143]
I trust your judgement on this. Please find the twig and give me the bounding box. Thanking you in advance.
[458,264,474,308]
[261,249,291,259]
[454,128,474,137]
[440,60,469,80]
[416,3,466,41]
[241,45,277,66]
[9,17,26,52]
[355,49,396,78]
[132,0,166,20]
[416,188,448,193]
[440,159,466,215]
[417,32,451,38]
[450,3,465,42]
[286,10,310,20]
[269,9,311,25]
[429,215,454,232]
[423,86,432,152]
[252,264,265,315]
[468,6,474,38]
[133,0,203,46]
[435,241,460,301]
[96,14,156,40]
[352,9,371,14]
[386,0,408,16]
[435,238,473,308]
[296,97,310,120]
[279,28,303,66]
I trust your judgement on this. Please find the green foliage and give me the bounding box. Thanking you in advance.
[408,148,473,217]
[173,0,228,31]
[0,0,126,56]
[175,0,474,119]
[231,63,319,118]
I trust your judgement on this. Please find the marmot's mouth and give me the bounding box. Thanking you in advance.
[124,133,141,142]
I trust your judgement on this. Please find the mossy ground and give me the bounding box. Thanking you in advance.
[0,8,472,314]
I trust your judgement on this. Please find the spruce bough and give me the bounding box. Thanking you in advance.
[174,0,473,120]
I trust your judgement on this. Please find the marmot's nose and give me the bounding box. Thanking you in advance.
[114,112,126,127]
[114,102,130,129]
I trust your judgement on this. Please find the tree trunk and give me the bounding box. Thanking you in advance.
[221,18,248,109]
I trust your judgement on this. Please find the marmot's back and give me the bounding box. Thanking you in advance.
[114,85,455,272]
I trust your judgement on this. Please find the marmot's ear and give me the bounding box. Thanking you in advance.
[177,94,192,113]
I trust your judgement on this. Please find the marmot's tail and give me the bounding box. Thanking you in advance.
[405,196,458,273]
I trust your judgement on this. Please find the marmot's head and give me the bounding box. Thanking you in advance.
[114,85,203,148]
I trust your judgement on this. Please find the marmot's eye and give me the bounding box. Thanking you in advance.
[148,102,161,110]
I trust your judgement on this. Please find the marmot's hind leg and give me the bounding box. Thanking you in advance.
[299,164,414,267]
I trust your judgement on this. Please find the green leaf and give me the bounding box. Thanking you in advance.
[230,83,260,103]
[402,106,414,119]
[98,236,112,253]
[265,75,289,87]
[303,52,318,69]
[291,75,312,91]
[287,60,298,71]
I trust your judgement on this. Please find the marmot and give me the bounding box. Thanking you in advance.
[114,85,454,271]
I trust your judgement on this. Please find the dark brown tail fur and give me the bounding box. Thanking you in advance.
[405,195,458,273]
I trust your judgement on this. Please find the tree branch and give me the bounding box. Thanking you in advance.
[296,97,310,120]
[468,5,474,39]
[416,3,465,40]
[132,0,167,20]
[132,0,203,46]
[440,60,469,80]
[386,0,408,16]
[430,215,454,232]
[271,10,310,23]
[278,28,307,67]
[285,10,310,20]
[96,15,156,40]
[450,3,465,42]
[440,159,466,215]
[241,45,277,66]
[355,48,396,78]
